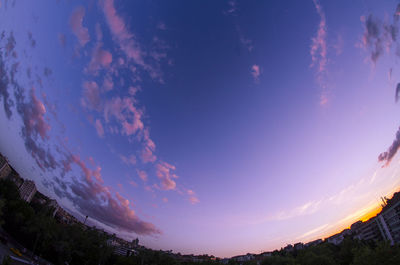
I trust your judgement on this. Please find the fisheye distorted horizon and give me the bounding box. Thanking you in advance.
[1,0,400,258]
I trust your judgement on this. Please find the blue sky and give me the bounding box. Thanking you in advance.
[1,0,400,257]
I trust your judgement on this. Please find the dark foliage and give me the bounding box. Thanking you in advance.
[2,178,400,265]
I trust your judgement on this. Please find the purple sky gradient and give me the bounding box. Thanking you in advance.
[1,0,400,257]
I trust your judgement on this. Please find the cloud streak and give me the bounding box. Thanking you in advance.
[81,81,101,111]
[101,0,145,67]
[69,6,90,47]
[57,155,161,235]
[0,35,14,119]
[0,29,162,236]
[156,161,178,190]
[104,96,144,136]
[310,0,329,106]
[358,4,400,65]
[95,119,104,138]
[378,126,400,167]
[310,0,327,74]
[251,64,260,83]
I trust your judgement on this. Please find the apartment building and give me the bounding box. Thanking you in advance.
[18,180,37,202]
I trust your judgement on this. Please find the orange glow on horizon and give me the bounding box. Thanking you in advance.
[359,205,382,222]
[319,186,400,241]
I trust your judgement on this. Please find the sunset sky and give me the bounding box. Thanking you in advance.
[1,0,400,258]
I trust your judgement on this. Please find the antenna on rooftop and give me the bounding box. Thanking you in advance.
[381,196,387,208]
[84,215,88,225]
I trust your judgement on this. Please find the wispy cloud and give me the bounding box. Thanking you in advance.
[319,92,329,106]
[297,223,330,240]
[236,25,253,52]
[310,0,328,105]
[189,196,200,204]
[12,78,58,171]
[276,200,322,221]
[103,97,144,136]
[223,0,238,16]
[69,6,90,47]
[81,81,101,111]
[101,0,145,66]
[358,4,400,65]
[251,64,260,83]
[1,4,198,241]
[141,145,156,163]
[310,0,327,74]
[88,45,112,73]
[0,29,162,236]
[378,126,400,167]
[86,24,113,74]
[187,189,200,204]
[137,169,148,182]
[129,180,138,187]
[120,154,136,165]
[56,155,161,235]
[156,161,178,190]
[27,31,36,48]
[95,119,105,138]
[0,50,13,119]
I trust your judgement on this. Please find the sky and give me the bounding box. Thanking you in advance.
[1,0,400,258]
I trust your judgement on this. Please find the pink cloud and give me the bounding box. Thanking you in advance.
[58,154,160,235]
[137,170,148,182]
[120,154,136,165]
[95,119,105,138]
[88,156,96,166]
[82,81,101,110]
[224,0,238,15]
[104,97,144,136]
[157,22,167,30]
[310,0,327,74]
[102,75,114,91]
[101,0,145,66]
[251,64,260,83]
[69,6,90,47]
[1,30,160,236]
[145,185,155,193]
[236,25,253,52]
[141,146,156,163]
[189,196,200,204]
[162,197,168,203]
[25,88,51,140]
[129,180,138,187]
[88,44,113,73]
[143,128,156,150]
[319,93,328,106]
[140,128,157,163]
[128,86,141,96]
[70,154,104,184]
[187,189,200,204]
[333,34,343,55]
[86,22,113,74]
[156,161,178,190]
[100,0,165,82]
[115,192,130,208]
[14,87,56,171]
[310,0,329,106]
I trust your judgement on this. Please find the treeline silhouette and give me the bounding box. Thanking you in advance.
[1,178,400,265]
